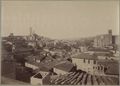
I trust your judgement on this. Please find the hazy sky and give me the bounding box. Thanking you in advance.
[1,0,119,39]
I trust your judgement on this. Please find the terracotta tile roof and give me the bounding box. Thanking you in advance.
[50,71,119,85]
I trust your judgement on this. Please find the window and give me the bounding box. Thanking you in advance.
[94,60,96,64]
[88,60,90,64]
[101,66,103,70]
[83,59,85,63]
[98,66,100,70]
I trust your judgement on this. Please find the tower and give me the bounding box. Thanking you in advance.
[29,27,33,40]
[108,29,112,45]
[30,27,33,36]
[108,29,112,35]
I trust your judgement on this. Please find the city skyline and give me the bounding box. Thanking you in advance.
[1,0,119,39]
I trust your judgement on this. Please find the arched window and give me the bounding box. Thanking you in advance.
[98,66,100,70]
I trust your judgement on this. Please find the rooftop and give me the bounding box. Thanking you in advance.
[88,48,110,52]
[97,59,119,75]
[34,64,52,73]
[26,56,53,72]
[72,53,98,60]
[50,71,119,85]
[54,61,74,72]
[94,52,113,57]
[1,76,29,85]
[34,73,42,79]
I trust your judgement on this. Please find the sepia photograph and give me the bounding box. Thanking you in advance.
[0,0,119,85]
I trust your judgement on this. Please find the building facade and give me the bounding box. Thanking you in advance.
[30,71,49,85]
[93,30,112,48]
[72,53,105,75]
